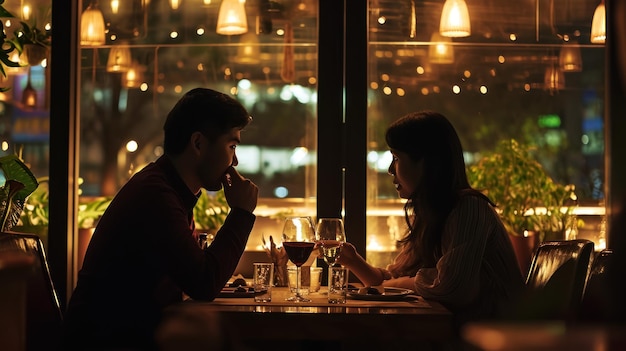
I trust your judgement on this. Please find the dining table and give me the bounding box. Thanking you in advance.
[157,286,455,350]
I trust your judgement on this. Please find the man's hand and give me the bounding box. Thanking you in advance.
[221,166,258,213]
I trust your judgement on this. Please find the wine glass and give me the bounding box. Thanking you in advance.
[282,216,316,302]
[315,218,346,268]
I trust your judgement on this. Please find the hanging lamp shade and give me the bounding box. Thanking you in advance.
[169,0,181,10]
[590,1,606,44]
[22,87,37,107]
[80,3,106,46]
[216,0,248,35]
[559,44,583,72]
[122,61,146,88]
[235,32,261,64]
[22,75,37,108]
[545,65,565,92]
[429,32,454,64]
[439,0,471,38]
[107,45,132,72]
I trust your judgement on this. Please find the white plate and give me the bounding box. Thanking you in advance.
[347,287,414,301]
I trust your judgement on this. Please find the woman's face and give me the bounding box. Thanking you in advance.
[388,149,423,199]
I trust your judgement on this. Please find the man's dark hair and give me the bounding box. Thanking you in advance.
[163,88,251,154]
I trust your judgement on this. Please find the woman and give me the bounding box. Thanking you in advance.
[338,111,525,325]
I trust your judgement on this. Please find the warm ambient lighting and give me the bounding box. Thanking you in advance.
[169,0,181,10]
[439,0,471,37]
[106,45,132,72]
[122,61,146,88]
[545,65,565,92]
[216,0,248,35]
[559,43,582,72]
[590,0,606,44]
[235,32,260,64]
[429,32,454,64]
[22,69,37,108]
[22,5,31,21]
[80,2,106,46]
[110,0,119,14]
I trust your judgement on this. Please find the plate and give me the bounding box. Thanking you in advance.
[218,286,255,298]
[347,287,414,301]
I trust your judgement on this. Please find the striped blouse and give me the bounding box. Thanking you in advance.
[410,195,525,323]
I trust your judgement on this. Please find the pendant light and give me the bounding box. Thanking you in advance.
[590,0,605,44]
[235,32,260,64]
[439,0,471,38]
[559,43,582,72]
[81,2,106,46]
[22,67,37,108]
[122,61,146,88]
[170,0,181,10]
[110,0,119,14]
[429,32,454,64]
[216,0,248,35]
[107,44,132,72]
[545,64,565,92]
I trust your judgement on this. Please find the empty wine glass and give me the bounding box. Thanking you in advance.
[281,216,316,302]
[315,218,346,268]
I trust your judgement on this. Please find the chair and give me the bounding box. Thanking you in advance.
[0,251,34,351]
[580,248,615,322]
[0,231,63,351]
[514,239,594,321]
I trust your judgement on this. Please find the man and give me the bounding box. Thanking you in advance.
[63,88,259,350]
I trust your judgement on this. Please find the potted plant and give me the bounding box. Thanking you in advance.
[14,176,49,246]
[18,176,48,226]
[77,196,113,230]
[8,5,51,66]
[0,4,22,85]
[467,139,579,273]
[0,154,39,232]
[75,196,112,268]
[193,189,229,236]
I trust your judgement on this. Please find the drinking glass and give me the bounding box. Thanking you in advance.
[281,216,316,302]
[315,218,346,268]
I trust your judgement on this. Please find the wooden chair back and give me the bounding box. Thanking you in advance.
[0,231,63,351]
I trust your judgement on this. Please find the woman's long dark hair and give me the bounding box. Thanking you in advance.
[385,111,493,275]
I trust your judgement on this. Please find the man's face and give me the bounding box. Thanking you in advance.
[197,127,241,191]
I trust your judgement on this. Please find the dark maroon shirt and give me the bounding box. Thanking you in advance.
[63,155,255,350]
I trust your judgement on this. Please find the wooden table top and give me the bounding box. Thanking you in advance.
[158,287,454,350]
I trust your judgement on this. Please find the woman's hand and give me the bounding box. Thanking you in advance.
[336,242,360,268]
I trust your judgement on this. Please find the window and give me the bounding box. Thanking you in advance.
[365,0,606,266]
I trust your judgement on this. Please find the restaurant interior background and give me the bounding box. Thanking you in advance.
[1,0,623,304]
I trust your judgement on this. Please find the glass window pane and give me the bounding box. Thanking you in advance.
[78,1,319,263]
[0,1,52,250]
[366,0,606,267]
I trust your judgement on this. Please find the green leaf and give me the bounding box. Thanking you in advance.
[0,6,15,19]
[0,154,38,202]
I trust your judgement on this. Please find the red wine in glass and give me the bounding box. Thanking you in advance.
[283,242,315,267]
[282,216,315,302]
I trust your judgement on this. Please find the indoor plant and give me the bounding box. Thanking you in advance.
[18,176,49,228]
[0,3,23,89]
[0,154,39,231]
[467,139,579,272]
[193,189,230,234]
[78,196,113,229]
[8,5,51,66]
[0,2,51,89]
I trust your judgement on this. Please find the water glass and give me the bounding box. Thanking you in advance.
[309,267,322,293]
[328,266,348,304]
[253,263,274,302]
[288,266,323,294]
